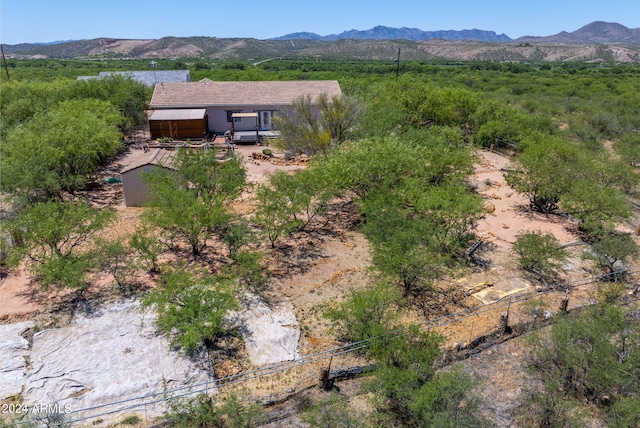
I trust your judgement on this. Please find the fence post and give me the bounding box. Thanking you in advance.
[320,356,333,391]
[559,290,569,313]
[500,297,512,334]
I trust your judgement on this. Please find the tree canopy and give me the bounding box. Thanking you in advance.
[142,149,246,257]
[1,99,124,202]
[273,93,360,155]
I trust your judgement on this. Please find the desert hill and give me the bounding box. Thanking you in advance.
[517,21,640,45]
[3,21,639,62]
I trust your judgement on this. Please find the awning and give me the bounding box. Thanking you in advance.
[149,109,206,120]
[231,112,259,118]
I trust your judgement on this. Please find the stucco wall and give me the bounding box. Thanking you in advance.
[207,105,299,134]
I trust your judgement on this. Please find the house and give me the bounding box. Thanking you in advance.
[77,70,191,87]
[120,149,176,207]
[148,79,342,141]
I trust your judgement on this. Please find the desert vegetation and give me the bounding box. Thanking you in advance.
[1,58,640,427]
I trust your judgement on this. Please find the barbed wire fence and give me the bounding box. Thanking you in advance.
[6,267,639,427]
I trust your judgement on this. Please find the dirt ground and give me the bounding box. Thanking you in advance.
[2,141,635,425]
[0,140,303,320]
[0,142,602,349]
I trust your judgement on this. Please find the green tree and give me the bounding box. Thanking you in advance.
[1,99,124,202]
[253,168,334,248]
[505,136,578,214]
[512,231,568,283]
[560,179,631,238]
[221,250,269,293]
[142,150,246,257]
[315,134,481,294]
[507,134,635,234]
[369,327,487,427]
[253,174,302,249]
[395,78,480,131]
[360,195,445,295]
[128,224,163,274]
[583,233,638,280]
[273,93,360,155]
[523,303,640,427]
[142,269,238,353]
[614,133,640,166]
[70,75,150,131]
[5,200,114,293]
[325,281,402,343]
[94,237,136,294]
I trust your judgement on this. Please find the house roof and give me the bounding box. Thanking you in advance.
[121,148,177,174]
[77,70,190,87]
[149,80,342,109]
[149,109,207,121]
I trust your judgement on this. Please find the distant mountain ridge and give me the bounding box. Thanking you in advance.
[516,21,640,45]
[272,25,511,42]
[3,22,639,63]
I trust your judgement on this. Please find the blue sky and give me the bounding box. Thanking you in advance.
[1,0,638,45]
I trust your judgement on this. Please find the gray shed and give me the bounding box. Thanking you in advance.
[121,149,176,207]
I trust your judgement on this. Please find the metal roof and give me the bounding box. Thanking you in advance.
[77,70,190,87]
[149,80,342,108]
[120,149,176,174]
[149,109,206,121]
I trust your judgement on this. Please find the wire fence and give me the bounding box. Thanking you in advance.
[6,267,639,427]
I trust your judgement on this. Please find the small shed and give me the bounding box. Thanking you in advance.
[121,149,176,207]
[149,109,208,140]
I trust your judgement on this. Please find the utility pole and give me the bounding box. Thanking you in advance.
[394,48,401,80]
[1,45,10,82]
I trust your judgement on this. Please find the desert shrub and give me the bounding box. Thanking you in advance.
[165,394,266,428]
[315,134,482,294]
[128,225,163,274]
[505,136,578,214]
[142,269,238,353]
[94,237,136,293]
[302,392,364,427]
[522,303,640,427]
[614,133,640,166]
[512,231,568,283]
[142,150,246,257]
[582,232,638,280]
[325,281,402,344]
[1,99,124,202]
[119,415,141,425]
[221,250,269,293]
[273,93,360,155]
[4,200,115,294]
[368,326,487,427]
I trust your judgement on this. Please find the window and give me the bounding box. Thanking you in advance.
[226,110,242,123]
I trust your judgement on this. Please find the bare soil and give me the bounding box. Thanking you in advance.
[2,142,637,426]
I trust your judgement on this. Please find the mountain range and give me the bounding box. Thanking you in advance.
[3,21,639,63]
[271,25,511,42]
